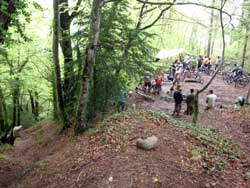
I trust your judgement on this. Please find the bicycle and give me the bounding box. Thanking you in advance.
[199,65,215,75]
[223,72,249,87]
[182,68,204,84]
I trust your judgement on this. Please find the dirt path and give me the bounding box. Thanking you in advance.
[134,75,248,113]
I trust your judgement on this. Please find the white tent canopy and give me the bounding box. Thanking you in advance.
[156,48,184,59]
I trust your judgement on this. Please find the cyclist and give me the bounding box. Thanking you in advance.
[231,64,243,80]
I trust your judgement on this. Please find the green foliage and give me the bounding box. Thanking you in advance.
[0,0,31,43]
[0,153,8,160]
[0,144,14,152]
[88,0,156,115]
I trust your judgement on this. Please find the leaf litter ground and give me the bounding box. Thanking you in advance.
[0,74,250,188]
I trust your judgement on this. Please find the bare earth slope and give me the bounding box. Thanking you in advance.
[0,109,248,188]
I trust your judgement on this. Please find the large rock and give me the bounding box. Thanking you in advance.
[136,135,159,150]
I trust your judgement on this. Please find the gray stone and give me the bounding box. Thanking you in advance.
[136,135,159,150]
[245,172,250,180]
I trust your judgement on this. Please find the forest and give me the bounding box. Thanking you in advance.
[1,0,250,187]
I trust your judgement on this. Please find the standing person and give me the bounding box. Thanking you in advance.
[206,90,217,110]
[155,75,163,95]
[117,90,128,112]
[198,55,203,68]
[186,89,195,115]
[191,57,198,71]
[175,66,182,85]
[172,85,183,116]
[203,56,209,66]
[208,57,212,70]
[180,57,187,71]
[171,64,176,78]
[144,71,153,93]
[215,56,221,70]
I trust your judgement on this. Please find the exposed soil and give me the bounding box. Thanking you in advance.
[0,75,250,188]
[134,75,248,113]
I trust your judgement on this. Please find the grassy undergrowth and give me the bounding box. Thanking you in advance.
[147,110,243,172]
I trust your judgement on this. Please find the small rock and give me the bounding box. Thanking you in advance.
[108,176,113,182]
[205,183,210,188]
[136,135,158,150]
[211,182,217,187]
[245,172,250,180]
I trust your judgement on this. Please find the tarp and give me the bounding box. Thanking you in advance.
[156,48,184,59]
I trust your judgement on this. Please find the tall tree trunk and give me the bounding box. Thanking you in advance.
[0,86,9,144]
[52,77,59,120]
[29,90,36,117]
[0,0,16,43]
[53,0,69,129]
[34,91,39,119]
[246,85,250,104]
[0,86,7,132]
[8,87,19,145]
[76,0,102,134]
[242,28,249,68]
[58,0,74,115]
[207,0,215,57]
[17,91,20,126]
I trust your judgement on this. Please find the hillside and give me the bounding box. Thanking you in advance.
[0,109,249,188]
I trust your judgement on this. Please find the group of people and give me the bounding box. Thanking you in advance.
[171,85,198,116]
[136,71,164,95]
[169,55,222,84]
[116,55,246,113]
[171,84,246,117]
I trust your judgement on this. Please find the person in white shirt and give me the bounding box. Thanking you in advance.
[215,56,221,70]
[206,90,217,110]
[235,96,245,107]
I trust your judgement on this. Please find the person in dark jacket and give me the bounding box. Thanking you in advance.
[172,85,183,116]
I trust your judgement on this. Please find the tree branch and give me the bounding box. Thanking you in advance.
[70,0,83,20]
[136,0,234,28]
[140,3,175,31]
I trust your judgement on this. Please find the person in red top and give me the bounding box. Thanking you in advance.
[154,75,163,95]
[173,59,178,64]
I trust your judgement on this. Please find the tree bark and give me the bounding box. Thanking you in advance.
[53,0,69,129]
[58,0,74,113]
[76,0,103,134]
[241,28,249,68]
[0,0,16,43]
[34,91,39,119]
[0,86,7,132]
[207,0,215,57]
[246,85,250,104]
[29,90,36,117]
